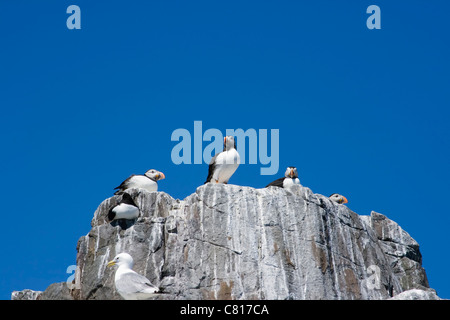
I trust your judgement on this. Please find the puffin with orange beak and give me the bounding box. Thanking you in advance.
[265,166,300,188]
[329,193,348,205]
[205,135,240,184]
[114,169,165,195]
[108,193,139,222]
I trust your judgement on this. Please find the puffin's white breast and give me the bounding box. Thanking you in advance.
[213,149,240,183]
[282,177,300,188]
[128,176,158,192]
[112,203,139,220]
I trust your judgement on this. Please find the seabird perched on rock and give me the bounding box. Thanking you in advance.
[204,136,240,184]
[114,169,165,195]
[107,253,161,300]
[329,193,348,204]
[108,193,139,221]
[265,166,300,188]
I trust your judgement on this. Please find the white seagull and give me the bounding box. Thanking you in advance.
[107,253,160,300]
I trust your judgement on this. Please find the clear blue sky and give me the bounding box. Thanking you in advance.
[1,1,449,300]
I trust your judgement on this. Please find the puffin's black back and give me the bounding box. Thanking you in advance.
[107,203,117,221]
[107,193,137,221]
[120,193,137,206]
[204,157,217,184]
[113,174,137,195]
[265,177,285,188]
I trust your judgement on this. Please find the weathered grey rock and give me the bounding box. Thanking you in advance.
[361,211,430,292]
[389,289,441,300]
[12,184,440,300]
[11,282,75,300]
[11,289,43,300]
[39,282,75,300]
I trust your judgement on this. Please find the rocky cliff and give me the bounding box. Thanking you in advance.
[12,184,441,300]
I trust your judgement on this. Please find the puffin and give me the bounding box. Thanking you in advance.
[204,136,240,184]
[265,166,300,188]
[108,193,139,221]
[329,193,348,204]
[114,169,165,195]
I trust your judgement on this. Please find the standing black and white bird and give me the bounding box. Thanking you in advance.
[329,193,348,204]
[114,169,165,195]
[265,166,300,188]
[204,136,240,184]
[108,193,139,221]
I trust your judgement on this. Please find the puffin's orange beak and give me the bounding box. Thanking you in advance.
[158,172,165,180]
[224,137,227,145]
[290,169,294,177]
[341,196,348,204]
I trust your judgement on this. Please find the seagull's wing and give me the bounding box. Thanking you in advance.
[116,271,159,295]
[265,177,285,188]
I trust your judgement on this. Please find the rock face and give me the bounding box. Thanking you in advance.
[12,184,439,300]
[388,289,441,300]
